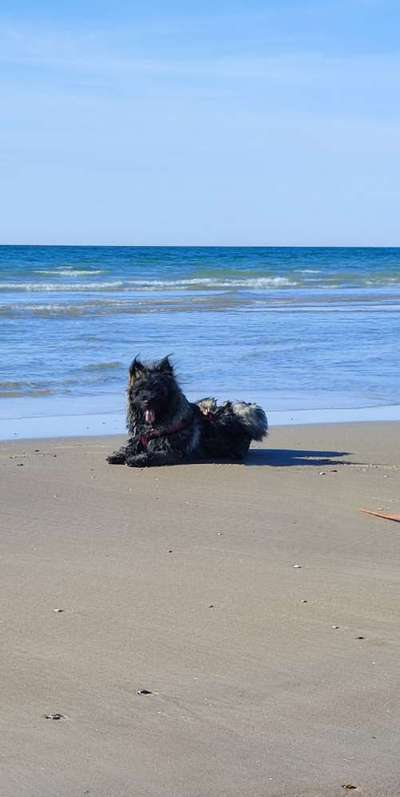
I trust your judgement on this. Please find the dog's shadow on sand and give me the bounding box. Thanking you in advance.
[245,448,353,467]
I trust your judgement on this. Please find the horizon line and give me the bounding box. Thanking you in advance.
[1,243,399,249]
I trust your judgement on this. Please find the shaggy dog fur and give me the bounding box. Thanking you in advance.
[107,356,268,467]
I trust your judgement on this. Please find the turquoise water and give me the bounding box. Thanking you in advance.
[1,246,400,438]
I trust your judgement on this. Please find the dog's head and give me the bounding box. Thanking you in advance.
[127,356,177,425]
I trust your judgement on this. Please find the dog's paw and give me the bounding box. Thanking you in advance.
[106,451,126,464]
[126,453,149,468]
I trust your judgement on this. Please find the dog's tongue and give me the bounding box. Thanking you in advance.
[145,408,155,424]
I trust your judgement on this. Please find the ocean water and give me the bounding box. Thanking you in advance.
[1,246,400,439]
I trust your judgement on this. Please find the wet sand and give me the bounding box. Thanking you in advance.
[1,423,400,796]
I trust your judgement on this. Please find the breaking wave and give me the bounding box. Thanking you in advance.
[0,276,298,292]
[35,269,105,276]
[2,272,400,294]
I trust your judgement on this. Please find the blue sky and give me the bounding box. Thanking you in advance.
[1,1,399,245]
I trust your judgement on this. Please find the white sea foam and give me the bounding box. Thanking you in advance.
[35,269,104,276]
[0,281,125,291]
[1,303,77,311]
[0,299,149,317]
[130,276,298,288]
[297,269,322,274]
[2,275,400,293]
[0,276,298,291]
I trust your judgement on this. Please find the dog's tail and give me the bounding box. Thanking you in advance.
[231,402,268,441]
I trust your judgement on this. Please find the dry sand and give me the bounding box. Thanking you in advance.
[1,423,400,797]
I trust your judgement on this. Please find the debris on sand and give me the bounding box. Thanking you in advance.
[360,508,400,522]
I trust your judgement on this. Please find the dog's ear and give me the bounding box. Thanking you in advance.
[128,357,144,385]
[157,356,173,374]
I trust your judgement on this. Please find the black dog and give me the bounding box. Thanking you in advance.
[107,356,268,467]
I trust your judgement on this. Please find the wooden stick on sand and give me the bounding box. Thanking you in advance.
[360,508,400,522]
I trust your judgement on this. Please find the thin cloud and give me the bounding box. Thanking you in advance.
[1,23,400,84]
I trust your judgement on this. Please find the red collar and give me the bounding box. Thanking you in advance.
[139,417,192,449]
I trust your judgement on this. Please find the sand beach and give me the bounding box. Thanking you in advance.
[3,0,400,792]
[1,422,400,796]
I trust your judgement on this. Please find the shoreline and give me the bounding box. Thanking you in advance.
[1,422,400,796]
[1,401,400,441]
